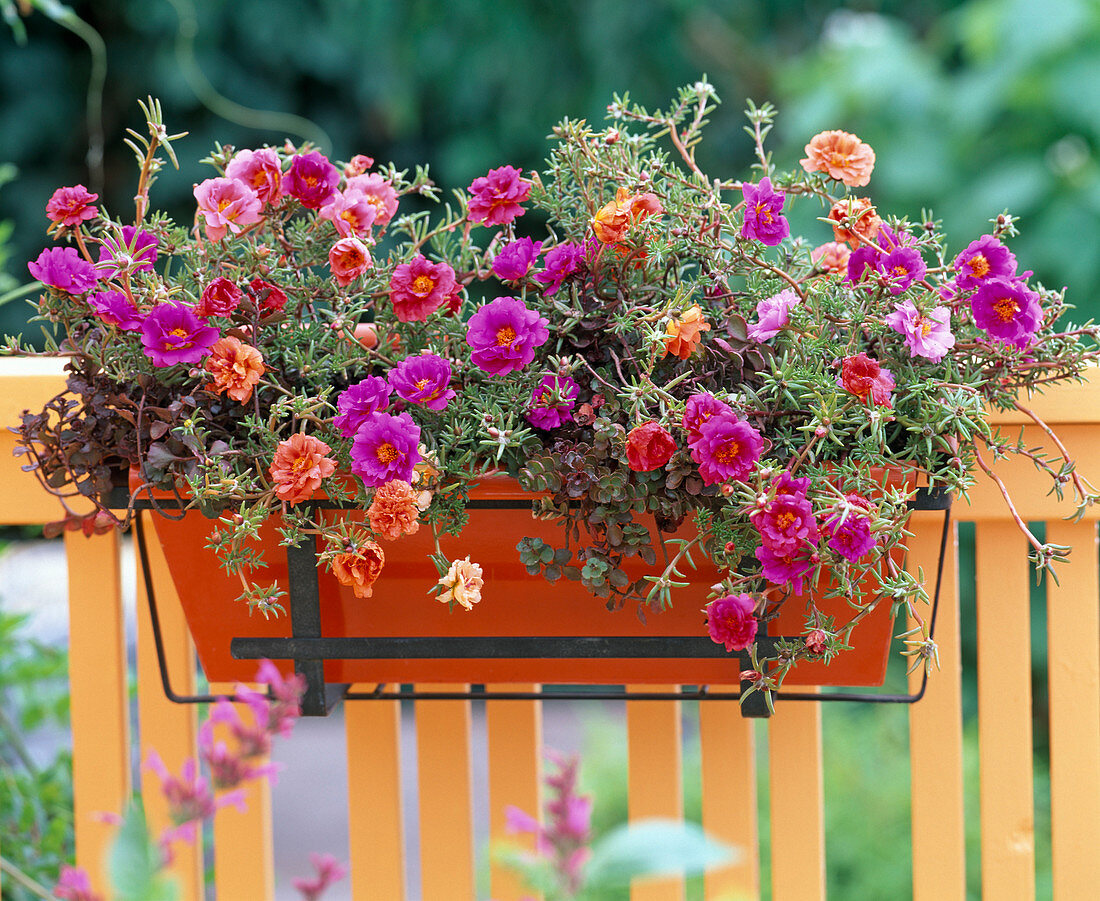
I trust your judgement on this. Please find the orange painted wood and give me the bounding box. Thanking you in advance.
[626,687,683,901]
[64,530,130,897]
[135,513,203,900]
[699,688,758,900]
[769,696,825,901]
[416,684,476,900]
[1044,520,1100,899]
[975,522,1035,900]
[486,683,543,901]
[345,688,406,900]
[907,512,966,900]
[208,681,274,901]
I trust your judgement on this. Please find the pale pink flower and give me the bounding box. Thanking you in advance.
[194,177,263,241]
[437,556,484,610]
[320,188,379,238]
[225,148,284,204]
[346,172,399,226]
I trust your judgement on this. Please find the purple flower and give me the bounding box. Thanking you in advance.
[971,277,1043,349]
[54,865,100,901]
[740,177,789,246]
[97,226,157,278]
[953,235,1017,290]
[465,296,550,377]
[27,246,99,294]
[333,376,392,437]
[845,244,881,286]
[824,499,877,562]
[526,374,579,429]
[747,288,800,341]
[755,544,815,596]
[689,413,765,485]
[350,411,421,487]
[881,246,926,295]
[884,300,956,363]
[388,353,456,411]
[282,151,340,209]
[491,237,542,281]
[89,289,144,331]
[682,393,733,446]
[534,241,585,295]
[140,302,220,367]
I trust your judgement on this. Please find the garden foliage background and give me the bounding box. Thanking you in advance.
[0,0,1097,898]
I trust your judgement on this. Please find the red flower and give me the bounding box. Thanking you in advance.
[839,352,894,407]
[248,278,287,313]
[196,277,242,318]
[625,421,676,472]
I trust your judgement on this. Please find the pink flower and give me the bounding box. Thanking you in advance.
[754,544,815,595]
[839,353,894,407]
[140,302,220,368]
[492,237,543,281]
[28,246,99,294]
[740,177,789,246]
[90,290,143,330]
[45,185,99,227]
[750,485,819,555]
[465,296,549,376]
[953,234,1017,290]
[144,750,246,847]
[350,411,422,487]
[344,154,374,177]
[195,277,243,318]
[54,865,102,901]
[225,148,284,204]
[526,374,579,429]
[282,150,340,209]
[333,376,392,437]
[388,255,457,321]
[194,177,263,241]
[823,495,877,562]
[328,236,373,287]
[881,246,926,295]
[97,226,158,278]
[346,172,399,226]
[682,393,733,446]
[467,164,531,226]
[198,715,280,790]
[884,300,955,363]
[970,277,1042,349]
[689,414,764,485]
[388,353,456,411]
[292,853,349,901]
[320,188,379,238]
[534,241,585,295]
[706,593,758,652]
[747,288,800,341]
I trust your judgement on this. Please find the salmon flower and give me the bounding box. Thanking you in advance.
[269,433,337,504]
[438,556,485,611]
[204,336,265,403]
[367,480,421,541]
[827,198,881,247]
[662,304,710,360]
[331,538,385,599]
[591,187,662,244]
[801,130,876,187]
[811,241,851,275]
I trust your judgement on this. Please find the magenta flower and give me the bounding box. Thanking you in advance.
[706,593,759,652]
[534,241,585,295]
[89,290,143,331]
[350,411,422,487]
[772,469,811,498]
[689,413,765,485]
[526,374,580,429]
[754,544,815,596]
[54,865,102,901]
[198,716,280,790]
[144,750,246,847]
[46,185,99,228]
[845,244,881,286]
[884,300,956,363]
[333,376,392,437]
[282,151,340,209]
[881,245,926,295]
[292,853,349,901]
[465,296,550,377]
[194,177,263,241]
[492,237,543,281]
[140,302,220,367]
[953,234,1017,290]
[740,177,789,246]
[467,164,531,226]
[225,148,284,204]
[751,488,819,556]
[97,226,157,278]
[27,246,99,294]
[389,255,457,322]
[824,497,877,562]
[389,353,456,411]
[971,277,1043,349]
[682,393,733,446]
[747,288,800,341]
[245,658,306,738]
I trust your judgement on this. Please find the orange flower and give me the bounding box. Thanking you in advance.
[811,241,851,275]
[801,130,876,187]
[367,479,421,541]
[268,433,337,504]
[204,336,265,403]
[662,304,710,360]
[827,198,881,247]
[437,556,484,610]
[331,538,385,599]
[592,187,663,244]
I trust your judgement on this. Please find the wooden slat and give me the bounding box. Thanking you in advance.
[769,696,825,901]
[908,512,966,900]
[1045,520,1100,899]
[208,681,274,901]
[65,530,130,896]
[626,687,683,901]
[416,684,475,900]
[135,513,202,899]
[486,683,542,901]
[975,522,1034,900]
[699,689,758,899]
[346,688,406,899]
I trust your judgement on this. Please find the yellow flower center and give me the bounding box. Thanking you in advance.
[919,317,933,337]
[495,325,517,347]
[830,151,851,168]
[375,442,400,464]
[993,296,1019,323]
[968,254,990,279]
[776,512,796,530]
[291,455,313,474]
[411,275,435,295]
[891,264,909,279]
[756,204,773,224]
[714,440,741,464]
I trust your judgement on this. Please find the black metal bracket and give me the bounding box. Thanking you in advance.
[133,487,951,718]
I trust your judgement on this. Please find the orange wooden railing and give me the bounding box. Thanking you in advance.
[2,356,1099,900]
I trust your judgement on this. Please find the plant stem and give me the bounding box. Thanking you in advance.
[0,855,53,900]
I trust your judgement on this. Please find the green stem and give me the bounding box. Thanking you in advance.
[0,855,54,900]
[0,698,39,778]
[0,280,43,309]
